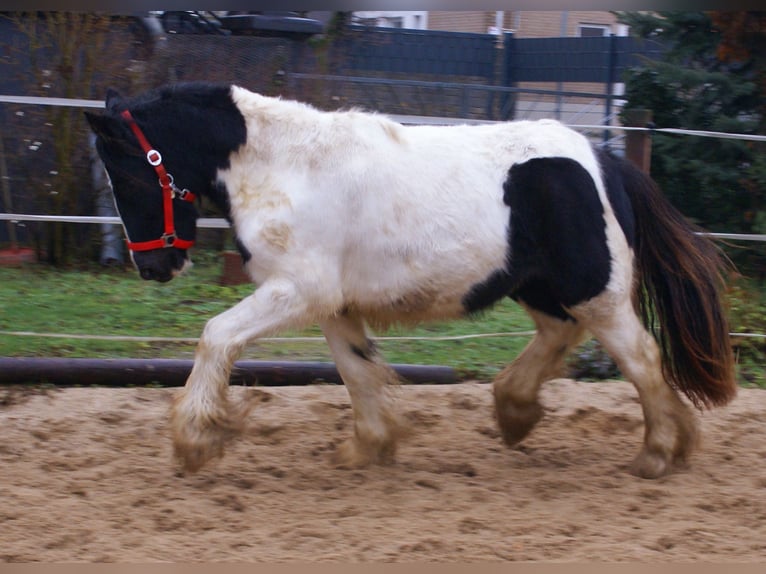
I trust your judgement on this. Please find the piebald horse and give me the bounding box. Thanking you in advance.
[86,82,735,479]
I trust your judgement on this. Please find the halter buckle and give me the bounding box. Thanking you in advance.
[172,185,193,201]
[146,149,162,166]
[161,232,177,247]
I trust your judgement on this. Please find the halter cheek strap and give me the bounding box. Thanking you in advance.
[120,109,196,252]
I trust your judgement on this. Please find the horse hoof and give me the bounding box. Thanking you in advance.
[494,398,543,446]
[332,437,397,469]
[630,407,698,478]
[332,439,373,469]
[170,400,246,473]
[628,449,678,479]
[173,437,226,473]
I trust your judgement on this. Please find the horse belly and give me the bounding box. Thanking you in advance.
[341,209,509,327]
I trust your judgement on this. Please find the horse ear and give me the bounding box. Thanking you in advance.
[84,111,141,156]
[84,111,122,141]
[105,88,122,110]
[86,87,125,137]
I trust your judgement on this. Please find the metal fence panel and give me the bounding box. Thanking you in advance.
[505,35,665,83]
[342,26,498,81]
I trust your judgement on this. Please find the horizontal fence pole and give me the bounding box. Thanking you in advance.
[0,213,230,228]
[698,232,766,242]
[0,94,104,108]
[0,357,458,387]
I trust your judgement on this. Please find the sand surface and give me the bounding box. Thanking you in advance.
[1,380,765,562]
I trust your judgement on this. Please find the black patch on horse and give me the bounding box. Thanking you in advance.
[462,267,514,315]
[234,237,252,264]
[350,338,377,361]
[596,149,636,248]
[463,156,613,321]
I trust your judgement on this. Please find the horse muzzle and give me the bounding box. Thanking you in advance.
[133,248,190,283]
[139,266,175,283]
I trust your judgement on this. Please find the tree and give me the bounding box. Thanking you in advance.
[710,11,766,253]
[615,11,765,270]
[710,11,766,132]
[3,12,145,265]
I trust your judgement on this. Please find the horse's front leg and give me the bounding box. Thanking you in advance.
[320,313,408,468]
[171,279,309,472]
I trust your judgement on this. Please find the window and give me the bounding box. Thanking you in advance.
[380,16,403,28]
[578,24,610,37]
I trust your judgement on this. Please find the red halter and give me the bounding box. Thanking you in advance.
[120,109,197,252]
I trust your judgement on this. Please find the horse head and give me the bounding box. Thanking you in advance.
[85,83,246,282]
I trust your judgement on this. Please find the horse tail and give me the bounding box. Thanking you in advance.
[613,154,736,408]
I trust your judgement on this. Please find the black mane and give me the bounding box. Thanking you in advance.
[107,81,248,217]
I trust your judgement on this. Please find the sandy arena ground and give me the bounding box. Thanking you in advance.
[1,379,765,562]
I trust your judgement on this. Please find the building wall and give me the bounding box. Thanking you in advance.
[351,11,625,40]
[426,11,497,35]
[510,11,626,37]
[351,10,626,37]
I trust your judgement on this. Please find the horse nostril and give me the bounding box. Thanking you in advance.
[139,267,155,281]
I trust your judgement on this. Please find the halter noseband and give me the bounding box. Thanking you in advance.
[120,109,197,252]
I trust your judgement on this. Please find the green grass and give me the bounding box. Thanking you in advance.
[0,251,534,380]
[2,251,764,387]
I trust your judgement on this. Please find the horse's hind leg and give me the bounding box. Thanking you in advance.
[494,308,586,446]
[320,313,407,468]
[572,294,699,478]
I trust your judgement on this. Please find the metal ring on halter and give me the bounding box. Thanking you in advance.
[161,233,177,247]
[146,149,162,166]
[162,173,175,187]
